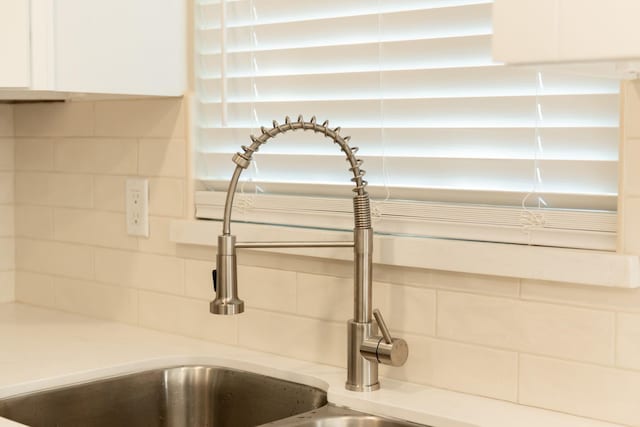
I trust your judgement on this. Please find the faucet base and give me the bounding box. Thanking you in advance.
[345,382,380,392]
[345,320,379,391]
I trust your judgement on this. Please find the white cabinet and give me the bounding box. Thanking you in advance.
[0,1,30,89]
[492,0,640,69]
[0,0,185,99]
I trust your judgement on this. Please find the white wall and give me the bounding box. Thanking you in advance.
[0,104,14,302]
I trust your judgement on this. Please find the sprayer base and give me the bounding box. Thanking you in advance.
[210,299,245,315]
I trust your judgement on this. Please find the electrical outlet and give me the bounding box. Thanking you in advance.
[126,178,149,237]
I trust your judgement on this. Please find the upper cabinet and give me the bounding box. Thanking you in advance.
[0,1,31,89]
[0,0,186,100]
[492,0,640,76]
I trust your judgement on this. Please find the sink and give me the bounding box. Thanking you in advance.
[265,405,427,427]
[0,365,327,427]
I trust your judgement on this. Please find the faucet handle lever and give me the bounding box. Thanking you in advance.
[373,309,392,344]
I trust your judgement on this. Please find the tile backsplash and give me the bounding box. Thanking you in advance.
[3,84,640,426]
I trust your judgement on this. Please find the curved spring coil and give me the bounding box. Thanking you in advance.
[234,115,368,196]
[223,115,372,232]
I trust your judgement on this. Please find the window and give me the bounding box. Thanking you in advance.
[194,0,619,250]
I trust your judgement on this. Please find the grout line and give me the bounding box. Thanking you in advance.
[613,312,619,367]
[434,289,439,337]
[515,352,521,403]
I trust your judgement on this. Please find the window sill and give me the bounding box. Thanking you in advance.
[170,219,640,289]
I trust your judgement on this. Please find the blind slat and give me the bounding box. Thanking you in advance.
[199,4,492,53]
[198,127,618,160]
[199,0,492,29]
[199,95,619,128]
[198,67,619,103]
[199,36,494,78]
[200,153,617,195]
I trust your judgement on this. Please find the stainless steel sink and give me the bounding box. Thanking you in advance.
[264,405,426,427]
[0,365,327,427]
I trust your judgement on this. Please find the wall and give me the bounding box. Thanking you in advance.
[8,81,640,427]
[0,105,14,302]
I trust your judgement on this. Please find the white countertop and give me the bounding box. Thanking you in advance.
[0,303,623,427]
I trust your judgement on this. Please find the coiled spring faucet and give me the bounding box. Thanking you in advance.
[210,115,408,391]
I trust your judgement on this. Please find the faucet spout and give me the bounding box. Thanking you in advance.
[210,116,408,391]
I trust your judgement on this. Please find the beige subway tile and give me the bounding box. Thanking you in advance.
[16,172,92,208]
[0,172,14,204]
[237,250,353,279]
[0,140,14,171]
[94,99,185,138]
[0,238,14,271]
[54,277,138,324]
[51,174,93,208]
[430,271,520,298]
[15,172,48,205]
[93,211,138,250]
[14,139,53,171]
[53,208,94,244]
[625,80,640,138]
[437,291,615,364]
[381,335,518,402]
[374,283,436,336]
[139,290,237,345]
[0,271,14,302]
[522,279,640,312]
[139,139,186,177]
[149,178,185,217]
[138,216,176,256]
[16,239,93,280]
[94,248,184,295]
[0,206,14,237]
[373,264,430,287]
[185,259,215,300]
[520,355,640,425]
[297,273,351,321]
[15,206,53,239]
[176,244,216,262]
[617,313,640,370]
[55,208,137,250]
[237,265,296,314]
[623,196,640,255]
[14,101,94,137]
[55,138,137,175]
[238,309,345,367]
[15,272,55,308]
[94,175,126,212]
[0,105,13,136]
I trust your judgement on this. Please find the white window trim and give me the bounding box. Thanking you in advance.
[169,219,640,289]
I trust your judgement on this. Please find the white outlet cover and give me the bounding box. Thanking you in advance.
[126,178,149,237]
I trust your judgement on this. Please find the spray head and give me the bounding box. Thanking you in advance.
[210,235,245,315]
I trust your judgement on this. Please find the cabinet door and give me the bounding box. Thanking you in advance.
[54,0,185,96]
[493,0,640,64]
[0,0,31,88]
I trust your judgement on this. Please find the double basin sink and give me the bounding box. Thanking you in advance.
[0,366,425,426]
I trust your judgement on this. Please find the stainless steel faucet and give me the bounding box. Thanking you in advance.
[210,115,408,391]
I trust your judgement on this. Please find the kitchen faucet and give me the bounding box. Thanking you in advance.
[210,115,408,391]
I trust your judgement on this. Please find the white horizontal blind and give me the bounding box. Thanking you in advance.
[194,0,619,250]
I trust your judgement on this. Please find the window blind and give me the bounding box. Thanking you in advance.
[194,0,619,250]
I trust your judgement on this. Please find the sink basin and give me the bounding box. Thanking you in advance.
[265,405,426,427]
[0,365,327,427]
